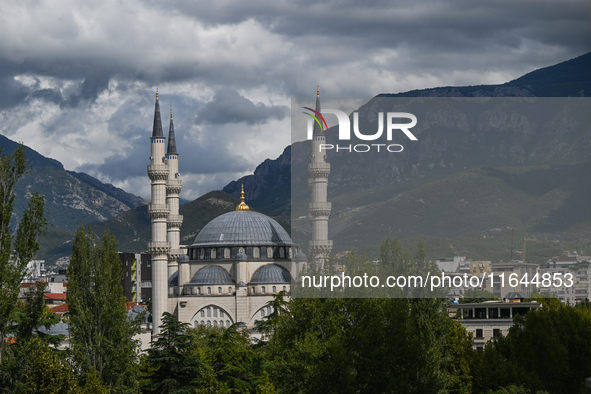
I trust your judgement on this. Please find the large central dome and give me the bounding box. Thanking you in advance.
[192,210,292,246]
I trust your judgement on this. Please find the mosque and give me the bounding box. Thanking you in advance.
[147,89,332,335]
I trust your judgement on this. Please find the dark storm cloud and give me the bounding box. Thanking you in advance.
[61,73,111,108]
[79,129,251,181]
[1,0,589,199]
[195,88,288,125]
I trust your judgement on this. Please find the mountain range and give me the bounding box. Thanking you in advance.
[4,52,591,267]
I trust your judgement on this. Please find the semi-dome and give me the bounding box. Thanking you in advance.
[190,265,234,285]
[192,210,292,246]
[249,264,292,284]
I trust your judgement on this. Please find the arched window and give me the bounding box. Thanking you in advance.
[239,247,245,254]
[261,308,266,317]
[288,247,292,259]
[228,287,232,293]
[279,248,285,258]
[207,307,211,317]
[213,308,218,318]
[194,321,198,327]
[200,249,205,259]
[200,310,205,317]
[213,321,218,327]
[253,247,260,258]
[252,286,256,294]
[218,287,222,294]
[211,249,216,259]
[207,321,211,326]
[207,287,211,295]
[201,320,204,325]
[226,320,230,326]
[283,286,286,292]
[272,286,276,293]
[198,287,202,295]
[267,247,273,259]
[224,248,230,258]
[220,310,224,318]
[262,286,266,293]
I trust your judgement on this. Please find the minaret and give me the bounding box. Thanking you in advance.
[308,87,332,261]
[147,89,170,335]
[166,109,183,283]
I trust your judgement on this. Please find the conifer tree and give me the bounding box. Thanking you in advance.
[141,312,204,393]
[0,144,46,363]
[67,225,141,393]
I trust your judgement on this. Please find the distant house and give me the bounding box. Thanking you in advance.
[452,300,541,350]
[44,293,67,305]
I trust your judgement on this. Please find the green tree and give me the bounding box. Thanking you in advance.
[476,304,591,394]
[262,295,471,394]
[0,144,46,363]
[141,312,204,393]
[67,225,141,393]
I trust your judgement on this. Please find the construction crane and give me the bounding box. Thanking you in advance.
[522,238,538,264]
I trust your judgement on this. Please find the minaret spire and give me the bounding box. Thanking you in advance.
[152,89,164,138]
[167,108,178,155]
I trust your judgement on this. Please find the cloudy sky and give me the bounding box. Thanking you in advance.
[0,0,589,200]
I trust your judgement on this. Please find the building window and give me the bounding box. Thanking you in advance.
[201,320,204,325]
[218,287,222,294]
[200,249,204,259]
[475,329,483,338]
[267,247,273,259]
[207,321,211,326]
[213,321,218,327]
[224,248,230,258]
[289,248,292,259]
[239,247,245,254]
[198,287,201,295]
[147,260,151,267]
[279,248,285,258]
[272,286,276,293]
[211,249,216,259]
[194,321,198,327]
[207,307,211,317]
[262,286,266,293]
[261,308,266,317]
[226,320,230,326]
[228,287,232,294]
[252,286,256,294]
[213,308,218,318]
[283,286,286,292]
[220,310,224,318]
[253,247,259,258]
[201,310,205,318]
[207,287,211,295]
[493,329,500,337]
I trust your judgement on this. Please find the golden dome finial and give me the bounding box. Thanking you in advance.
[236,183,250,211]
[317,85,319,97]
[170,107,173,120]
[156,86,159,100]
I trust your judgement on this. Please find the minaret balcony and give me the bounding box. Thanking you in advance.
[167,214,184,228]
[309,241,333,254]
[309,202,332,217]
[147,164,169,181]
[166,179,183,194]
[308,163,331,178]
[148,241,171,254]
[168,249,183,260]
[148,204,170,219]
